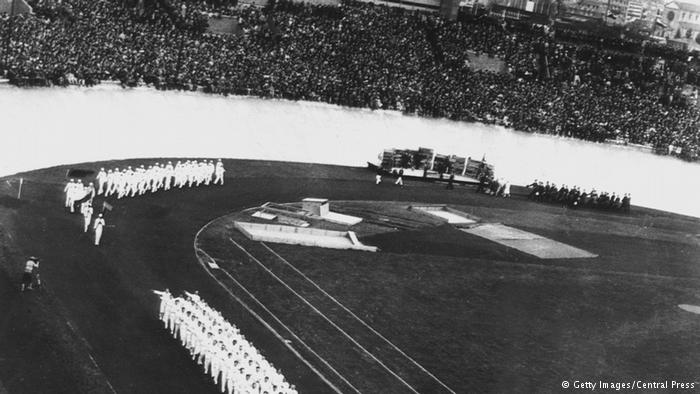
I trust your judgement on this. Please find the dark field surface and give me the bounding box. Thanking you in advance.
[1,159,700,394]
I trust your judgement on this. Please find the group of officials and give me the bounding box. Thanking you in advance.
[95,159,226,199]
[526,180,631,212]
[156,290,298,394]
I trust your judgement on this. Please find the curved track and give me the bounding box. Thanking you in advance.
[1,159,700,393]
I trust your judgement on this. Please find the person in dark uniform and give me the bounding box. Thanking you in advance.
[446,172,455,189]
[476,174,488,193]
[613,196,622,211]
[621,193,631,213]
[21,257,40,292]
[534,181,545,202]
[527,179,538,199]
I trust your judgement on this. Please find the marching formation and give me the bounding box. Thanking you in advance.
[526,180,631,212]
[63,179,96,213]
[62,160,226,246]
[156,290,297,394]
[96,159,226,199]
[63,177,105,245]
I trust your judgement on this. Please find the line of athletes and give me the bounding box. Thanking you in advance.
[156,290,298,394]
[64,160,228,245]
[95,159,226,199]
[526,180,631,212]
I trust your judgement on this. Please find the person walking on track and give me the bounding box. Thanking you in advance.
[93,214,106,246]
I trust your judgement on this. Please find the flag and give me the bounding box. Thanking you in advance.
[102,201,113,212]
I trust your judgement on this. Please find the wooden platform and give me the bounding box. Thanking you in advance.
[368,163,480,185]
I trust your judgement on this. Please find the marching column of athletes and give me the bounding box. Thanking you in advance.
[96,159,226,199]
[64,159,226,246]
[156,290,298,394]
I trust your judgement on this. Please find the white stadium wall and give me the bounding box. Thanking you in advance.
[1,86,700,218]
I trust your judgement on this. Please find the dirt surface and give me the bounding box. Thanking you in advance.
[0,159,699,394]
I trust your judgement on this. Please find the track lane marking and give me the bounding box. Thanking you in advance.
[194,247,356,394]
[261,241,457,394]
[229,237,421,394]
[193,220,357,394]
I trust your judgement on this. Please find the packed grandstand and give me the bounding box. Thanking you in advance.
[1,0,700,161]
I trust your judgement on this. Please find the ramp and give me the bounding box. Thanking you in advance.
[411,206,477,225]
[323,211,363,226]
[462,223,597,259]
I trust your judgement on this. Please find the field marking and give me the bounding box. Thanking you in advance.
[196,247,360,394]
[678,304,700,314]
[230,238,421,394]
[261,242,457,394]
[193,221,356,394]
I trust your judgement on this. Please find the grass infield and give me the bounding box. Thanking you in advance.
[0,159,699,393]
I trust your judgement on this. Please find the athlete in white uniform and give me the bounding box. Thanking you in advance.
[107,168,118,196]
[81,202,93,233]
[214,160,225,185]
[96,168,107,195]
[86,182,96,204]
[93,214,106,246]
[64,179,75,210]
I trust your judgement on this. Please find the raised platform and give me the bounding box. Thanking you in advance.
[368,163,480,185]
[323,211,363,226]
[234,221,377,252]
[462,223,597,259]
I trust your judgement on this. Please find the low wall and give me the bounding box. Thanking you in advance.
[234,221,378,251]
[237,221,347,237]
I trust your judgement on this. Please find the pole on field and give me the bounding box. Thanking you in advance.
[17,178,23,199]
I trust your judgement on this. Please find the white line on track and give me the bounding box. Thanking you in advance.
[209,255,362,394]
[193,219,358,394]
[261,242,457,394]
[229,237,421,394]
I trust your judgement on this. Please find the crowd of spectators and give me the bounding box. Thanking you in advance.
[1,0,700,160]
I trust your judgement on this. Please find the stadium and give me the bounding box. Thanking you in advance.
[1,0,700,393]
